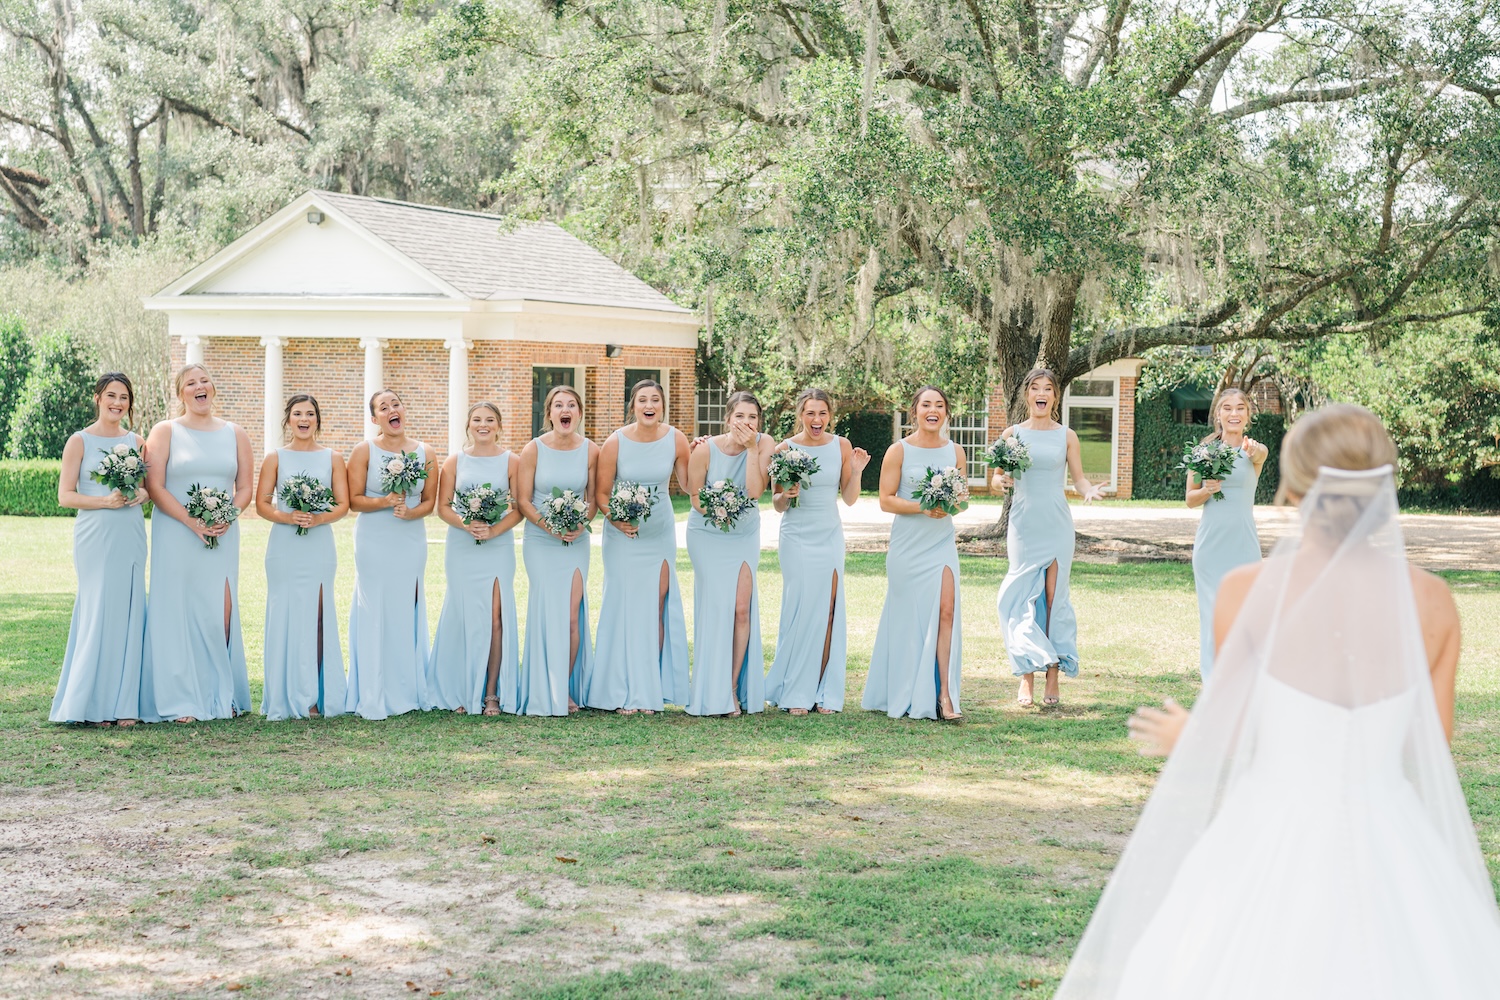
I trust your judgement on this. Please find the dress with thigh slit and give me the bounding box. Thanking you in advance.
[765,438,847,711]
[261,447,346,720]
[140,422,250,722]
[862,440,963,719]
[344,443,430,719]
[685,438,765,716]
[995,426,1079,677]
[50,431,147,723]
[426,451,519,714]
[1192,446,1260,680]
[589,433,690,711]
[518,440,593,716]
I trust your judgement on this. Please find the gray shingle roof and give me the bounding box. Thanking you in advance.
[318,191,690,313]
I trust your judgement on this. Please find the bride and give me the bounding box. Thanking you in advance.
[1055,404,1500,999]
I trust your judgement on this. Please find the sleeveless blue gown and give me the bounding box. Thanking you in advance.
[518,440,593,716]
[765,438,847,711]
[685,438,765,716]
[862,440,963,719]
[590,433,690,711]
[50,430,147,723]
[427,451,520,713]
[1192,446,1261,679]
[140,422,251,722]
[262,447,346,720]
[345,443,430,719]
[995,426,1079,677]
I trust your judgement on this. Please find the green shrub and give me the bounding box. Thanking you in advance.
[0,460,73,516]
[0,317,33,454]
[5,329,97,460]
[1132,387,1283,503]
[840,410,895,491]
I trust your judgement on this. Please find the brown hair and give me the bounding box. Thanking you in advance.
[910,384,950,419]
[93,372,136,428]
[281,393,323,437]
[628,378,667,421]
[1203,386,1255,444]
[368,387,402,417]
[1016,368,1061,422]
[465,400,504,444]
[542,385,584,432]
[1276,404,1398,504]
[725,390,763,428]
[793,387,837,434]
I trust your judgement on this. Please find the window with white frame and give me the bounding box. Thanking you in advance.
[899,398,991,484]
[696,382,727,438]
[1062,377,1118,492]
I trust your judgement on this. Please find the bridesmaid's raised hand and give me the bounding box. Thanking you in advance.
[850,447,872,475]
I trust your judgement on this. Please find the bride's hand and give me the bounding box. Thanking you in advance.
[1128,699,1190,757]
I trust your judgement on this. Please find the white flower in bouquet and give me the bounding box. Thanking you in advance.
[451,482,511,544]
[185,483,241,549]
[378,450,428,496]
[767,449,821,509]
[113,443,131,456]
[917,465,970,516]
[541,487,592,546]
[277,474,335,536]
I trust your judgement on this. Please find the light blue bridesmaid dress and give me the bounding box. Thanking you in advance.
[1192,445,1261,679]
[427,451,520,714]
[345,443,430,719]
[685,438,765,716]
[140,422,251,722]
[518,440,593,716]
[262,447,346,720]
[765,438,847,711]
[589,433,690,711]
[862,440,963,719]
[995,426,1079,677]
[50,430,147,723]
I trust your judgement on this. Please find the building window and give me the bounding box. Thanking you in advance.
[899,398,991,484]
[532,366,580,437]
[1063,377,1120,491]
[623,367,667,419]
[697,382,727,438]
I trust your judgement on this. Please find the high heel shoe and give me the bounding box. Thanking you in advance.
[938,693,962,721]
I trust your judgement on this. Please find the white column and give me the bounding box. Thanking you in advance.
[360,337,386,440]
[260,336,286,457]
[181,333,205,366]
[446,336,471,456]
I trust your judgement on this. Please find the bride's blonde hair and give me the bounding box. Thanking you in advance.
[1276,404,1397,504]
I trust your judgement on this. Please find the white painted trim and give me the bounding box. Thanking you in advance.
[1083,358,1145,378]
[145,294,699,327]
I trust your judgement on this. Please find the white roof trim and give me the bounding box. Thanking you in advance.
[143,293,701,327]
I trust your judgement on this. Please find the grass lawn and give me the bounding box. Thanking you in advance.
[2,515,1497,998]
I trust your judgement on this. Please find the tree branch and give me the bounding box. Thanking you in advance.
[875,0,962,94]
[648,76,805,125]
[1162,1,1285,99]
[1217,74,1408,121]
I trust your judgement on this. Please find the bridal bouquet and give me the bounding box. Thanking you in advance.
[698,479,756,532]
[379,451,427,497]
[767,449,820,508]
[1180,439,1239,501]
[607,480,658,531]
[277,474,335,535]
[541,487,591,546]
[917,466,971,516]
[185,483,240,549]
[90,442,146,500]
[451,482,511,544]
[984,436,1032,476]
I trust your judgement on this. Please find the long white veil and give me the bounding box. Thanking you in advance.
[1055,465,1499,998]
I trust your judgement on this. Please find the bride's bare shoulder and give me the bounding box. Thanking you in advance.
[1410,567,1460,645]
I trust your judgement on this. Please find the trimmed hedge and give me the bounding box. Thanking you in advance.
[1132,388,1284,503]
[841,410,896,491]
[0,460,73,516]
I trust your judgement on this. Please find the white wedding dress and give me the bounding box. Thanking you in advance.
[1058,467,1500,999]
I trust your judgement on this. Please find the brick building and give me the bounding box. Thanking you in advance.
[145,191,700,463]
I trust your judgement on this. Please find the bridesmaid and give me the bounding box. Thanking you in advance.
[140,364,254,723]
[765,388,870,715]
[590,379,691,714]
[515,385,598,716]
[255,394,350,720]
[1188,387,1267,680]
[427,402,522,716]
[51,373,149,726]
[344,388,437,720]
[862,385,965,721]
[684,391,774,717]
[992,368,1102,708]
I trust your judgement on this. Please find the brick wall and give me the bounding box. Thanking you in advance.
[1116,375,1137,500]
[284,339,363,457]
[1249,379,1283,415]
[382,339,450,458]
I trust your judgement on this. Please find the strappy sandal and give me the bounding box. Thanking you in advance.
[483,696,501,717]
[938,694,962,721]
[788,707,808,716]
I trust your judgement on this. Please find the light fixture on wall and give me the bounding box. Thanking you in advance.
[306,210,325,226]
[605,344,622,358]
